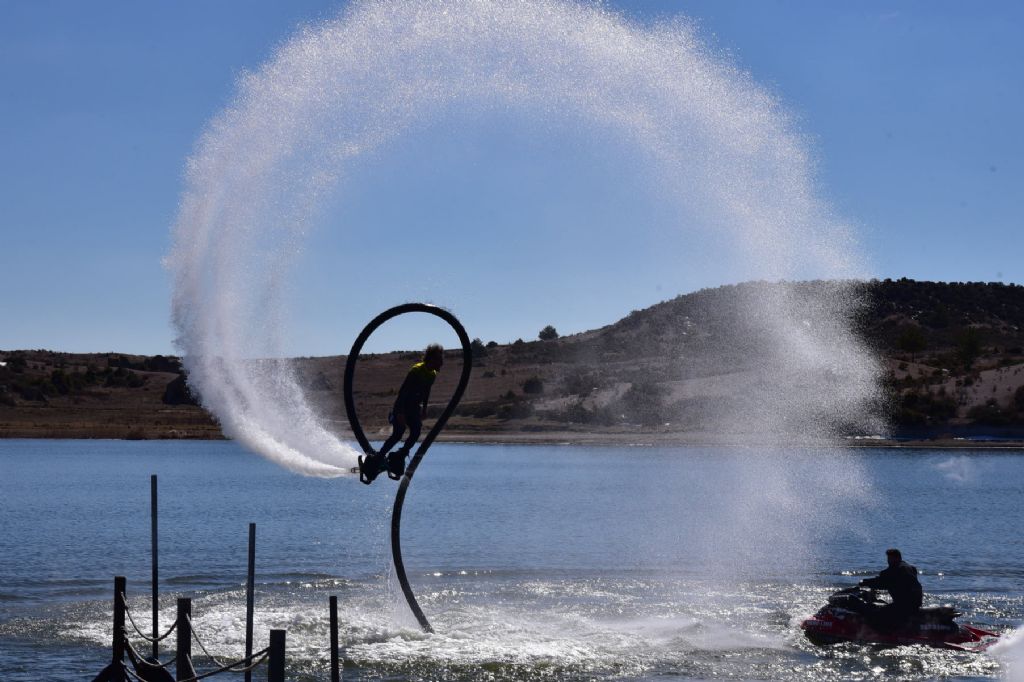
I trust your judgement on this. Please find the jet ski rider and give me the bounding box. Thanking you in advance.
[859,548,923,630]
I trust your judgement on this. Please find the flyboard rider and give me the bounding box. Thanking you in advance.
[359,343,443,484]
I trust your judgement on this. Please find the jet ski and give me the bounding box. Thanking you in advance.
[801,585,999,651]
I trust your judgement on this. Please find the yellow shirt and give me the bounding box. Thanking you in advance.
[395,361,437,409]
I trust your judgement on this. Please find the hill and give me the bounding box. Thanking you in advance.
[859,279,1024,433]
[3,279,1023,441]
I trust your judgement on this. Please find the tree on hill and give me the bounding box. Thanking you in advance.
[538,325,559,341]
[522,376,544,394]
[896,325,927,360]
[956,328,982,369]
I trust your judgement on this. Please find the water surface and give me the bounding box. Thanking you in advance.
[1,440,1021,680]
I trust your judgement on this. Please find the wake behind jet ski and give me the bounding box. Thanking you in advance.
[801,584,999,651]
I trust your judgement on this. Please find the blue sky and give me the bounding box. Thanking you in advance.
[2,1,1021,355]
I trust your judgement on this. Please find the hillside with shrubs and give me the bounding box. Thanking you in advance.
[3,278,1023,440]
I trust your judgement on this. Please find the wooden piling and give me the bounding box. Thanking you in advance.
[112,576,126,682]
[329,596,340,682]
[268,629,286,682]
[175,598,195,682]
[245,522,256,682]
[151,474,159,660]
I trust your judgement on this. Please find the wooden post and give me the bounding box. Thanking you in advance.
[267,629,286,682]
[245,522,256,682]
[329,596,340,682]
[151,474,159,661]
[112,576,126,682]
[175,598,195,682]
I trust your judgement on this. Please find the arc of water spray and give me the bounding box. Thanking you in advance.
[343,303,474,633]
[168,0,882,483]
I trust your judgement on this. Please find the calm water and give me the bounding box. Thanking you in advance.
[1,439,1022,680]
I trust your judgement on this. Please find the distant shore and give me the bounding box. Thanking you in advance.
[443,432,1024,449]
[2,426,1023,450]
[5,280,1024,452]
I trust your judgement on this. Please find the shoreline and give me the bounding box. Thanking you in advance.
[2,428,1023,450]
[443,432,1024,449]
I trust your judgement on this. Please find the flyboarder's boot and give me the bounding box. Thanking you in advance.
[387,447,411,480]
[358,452,385,485]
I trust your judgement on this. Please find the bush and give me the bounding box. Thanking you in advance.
[894,390,958,425]
[498,401,534,420]
[560,401,616,426]
[563,371,600,396]
[538,325,559,341]
[618,381,669,426]
[522,377,544,394]
[896,325,927,357]
[105,367,129,387]
[144,355,182,373]
[18,384,47,402]
[967,399,1012,426]
[50,369,72,395]
[4,355,27,373]
[473,403,497,418]
[955,328,982,369]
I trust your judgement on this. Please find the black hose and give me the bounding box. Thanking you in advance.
[342,303,473,633]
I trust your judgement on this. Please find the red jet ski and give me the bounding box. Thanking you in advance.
[801,586,999,651]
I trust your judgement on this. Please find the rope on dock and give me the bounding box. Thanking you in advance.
[185,613,234,670]
[124,635,176,671]
[174,648,271,681]
[118,594,274,680]
[121,593,177,643]
[122,663,147,682]
[121,640,272,682]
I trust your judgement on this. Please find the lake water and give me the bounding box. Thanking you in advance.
[1,439,1022,681]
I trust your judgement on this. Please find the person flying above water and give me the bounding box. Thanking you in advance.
[359,343,443,484]
[859,548,923,630]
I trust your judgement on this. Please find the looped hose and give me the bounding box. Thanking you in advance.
[343,303,473,633]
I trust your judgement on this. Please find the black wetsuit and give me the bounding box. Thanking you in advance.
[861,560,923,630]
[378,362,437,457]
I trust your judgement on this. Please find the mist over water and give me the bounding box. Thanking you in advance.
[167,0,883,498]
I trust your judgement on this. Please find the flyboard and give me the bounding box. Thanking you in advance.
[342,303,473,634]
